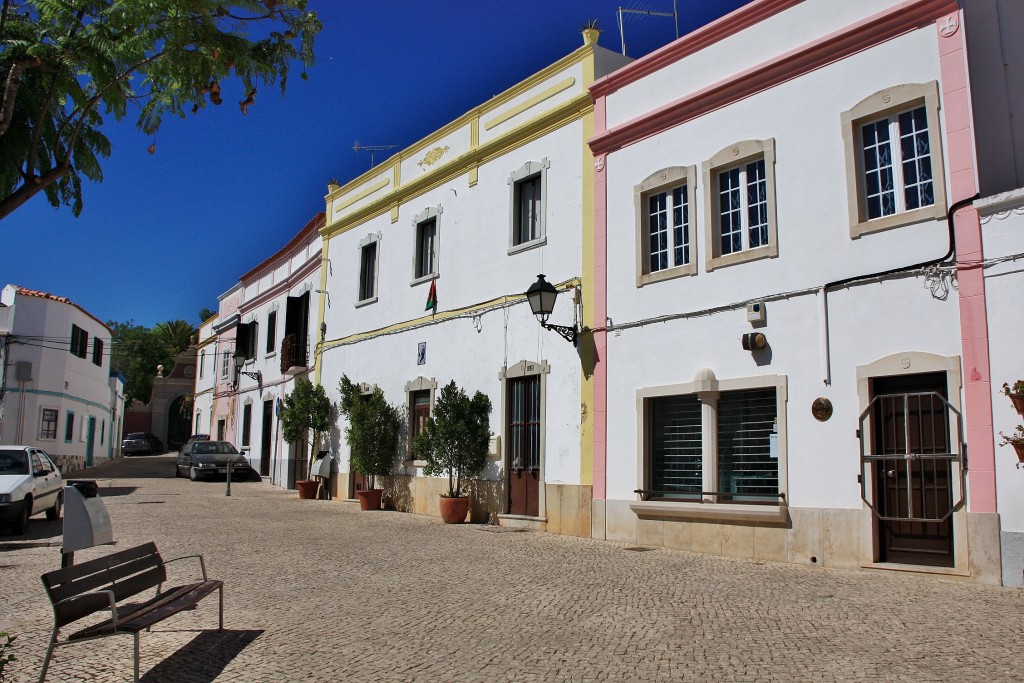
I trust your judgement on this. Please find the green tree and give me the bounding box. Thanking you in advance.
[412,381,492,498]
[154,319,196,354]
[279,378,331,475]
[108,320,171,404]
[338,375,400,490]
[198,307,216,323]
[0,0,321,219]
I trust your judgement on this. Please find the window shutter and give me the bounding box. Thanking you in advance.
[717,388,778,499]
[650,395,702,497]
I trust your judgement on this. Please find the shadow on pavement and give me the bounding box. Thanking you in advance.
[141,629,264,682]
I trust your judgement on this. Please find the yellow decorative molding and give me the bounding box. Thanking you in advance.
[417,146,450,168]
[484,77,577,131]
[333,177,390,214]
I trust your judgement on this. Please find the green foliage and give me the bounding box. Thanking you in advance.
[153,319,196,354]
[0,631,15,683]
[338,375,400,489]
[279,378,331,469]
[412,381,492,498]
[198,307,217,323]
[107,318,195,404]
[0,1,322,219]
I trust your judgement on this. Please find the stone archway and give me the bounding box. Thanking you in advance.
[167,395,192,451]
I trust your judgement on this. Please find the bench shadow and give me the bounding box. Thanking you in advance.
[140,629,264,682]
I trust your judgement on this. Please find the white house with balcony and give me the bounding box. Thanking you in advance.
[315,32,630,527]
[0,285,118,471]
[587,0,1024,585]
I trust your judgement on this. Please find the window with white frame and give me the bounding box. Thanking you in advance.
[412,207,440,282]
[842,82,946,238]
[92,338,103,367]
[702,139,778,271]
[640,372,786,505]
[40,408,58,440]
[508,159,549,253]
[635,166,697,286]
[266,310,277,353]
[70,324,88,358]
[357,233,379,304]
[199,350,205,378]
[221,350,230,379]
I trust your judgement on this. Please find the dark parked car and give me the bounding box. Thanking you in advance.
[122,432,164,455]
[176,440,254,481]
[177,434,210,458]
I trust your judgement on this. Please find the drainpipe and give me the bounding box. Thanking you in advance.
[819,193,980,385]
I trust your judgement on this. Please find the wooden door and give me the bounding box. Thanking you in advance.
[260,400,273,477]
[507,375,541,517]
[871,372,954,567]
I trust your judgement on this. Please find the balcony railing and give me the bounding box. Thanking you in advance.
[279,334,308,375]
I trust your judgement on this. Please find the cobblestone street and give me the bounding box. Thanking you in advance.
[2,455,1023,682]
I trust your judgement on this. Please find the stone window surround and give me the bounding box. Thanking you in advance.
[403,376,438,468]
[356,232,381,308]
[411,206,442,286]
[631,369,788,524]
[39,407,58,441]
[841,81,947,239]
[507,159,550,255]
[634,165,699,287]
[701,138,779,272]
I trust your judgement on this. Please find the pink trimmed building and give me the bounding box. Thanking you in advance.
[586,0,1024,585]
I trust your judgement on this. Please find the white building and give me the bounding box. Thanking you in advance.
[316,32,630,525]
[231,213,323,487]
[587,0,1024,585]
[192,313,218,441]
[0,285,119,471]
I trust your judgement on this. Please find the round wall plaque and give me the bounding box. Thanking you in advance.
[811,397,833,422]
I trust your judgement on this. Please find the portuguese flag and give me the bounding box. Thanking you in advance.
[425,279,437,312]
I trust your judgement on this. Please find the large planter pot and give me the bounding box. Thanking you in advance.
[296,480,320,500]
[356,488,383,511]
[1012,441,1024,463]
[1009,394,1024,417]
[439,495,470,524]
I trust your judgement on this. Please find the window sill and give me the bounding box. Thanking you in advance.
[849,204,945,239]
[409,273,438,288]
[355,296,378,309]
[637,263,697,287]
[264,352,277,360]
[705,243,777,272]
[402,459,429,468]
[507,236,547,256]
[630,500,789,524]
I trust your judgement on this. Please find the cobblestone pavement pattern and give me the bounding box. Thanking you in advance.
[2,455,1024,682]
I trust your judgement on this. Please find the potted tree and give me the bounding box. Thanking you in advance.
[338,376,401,510]
[999,425,1024,463]
[279,378,332,499]
[1002,381,1024,416]
[412,380,492,523]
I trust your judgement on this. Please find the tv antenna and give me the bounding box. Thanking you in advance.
[353,140,398,168]
[617,1,680,57]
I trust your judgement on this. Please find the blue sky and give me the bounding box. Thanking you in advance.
[1,0,748,328]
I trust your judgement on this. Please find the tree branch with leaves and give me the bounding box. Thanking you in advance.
[0,0,321,219]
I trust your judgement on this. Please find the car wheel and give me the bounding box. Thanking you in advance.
[174,464,182,478]
[13,500,29,535]
[189,466,199,482]
[46,492,62,521]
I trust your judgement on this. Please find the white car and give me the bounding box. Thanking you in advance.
[0,446,63,535]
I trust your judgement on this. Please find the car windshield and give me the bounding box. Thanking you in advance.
[0,450,29,475]
[193,442,239,455]
[126,433,147,440]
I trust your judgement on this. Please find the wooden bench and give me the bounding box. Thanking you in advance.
[38,542,224,683]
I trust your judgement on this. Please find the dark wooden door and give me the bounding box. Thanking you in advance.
[507,375,540,517]
[260,400,273,476]
[872,372,954,567]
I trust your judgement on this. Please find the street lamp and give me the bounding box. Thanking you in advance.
[232,350,262,384]
[525,274,578,346]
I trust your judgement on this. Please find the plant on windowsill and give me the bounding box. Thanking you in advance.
[280,378,332,499]
[999,425,1024,463]
[412,381,492,524]
[339,375,401,511]
[1002,381,1024,417]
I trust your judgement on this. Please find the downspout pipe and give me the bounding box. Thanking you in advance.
[825,193,980,292]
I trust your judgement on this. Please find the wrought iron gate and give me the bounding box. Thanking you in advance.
[858,391,965,524]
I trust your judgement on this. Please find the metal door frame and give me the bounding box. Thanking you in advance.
[858,391,965,523]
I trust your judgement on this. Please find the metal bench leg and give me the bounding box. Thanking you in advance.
[218,584,224,631]
[37,629,58,683]
[134,633,140,683]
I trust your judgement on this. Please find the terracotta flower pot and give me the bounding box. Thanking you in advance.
[439,495,470,524]
[356,488,383,511]
[296,480,320,499]
[1009,394,1024,417]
